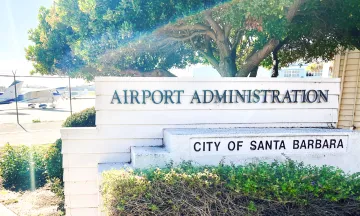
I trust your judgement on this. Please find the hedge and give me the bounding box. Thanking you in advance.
[101,161,360,216]
[62,107,96,127]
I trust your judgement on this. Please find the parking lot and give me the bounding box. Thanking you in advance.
[0,98,95,146]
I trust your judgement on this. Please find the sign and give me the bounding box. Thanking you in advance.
[110,89,329,104]
[190,136,348,156]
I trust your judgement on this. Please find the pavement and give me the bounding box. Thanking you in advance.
[0,98,95,146]
[0,203,17,216]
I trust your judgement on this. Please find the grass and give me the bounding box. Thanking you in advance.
[32,119,41,123]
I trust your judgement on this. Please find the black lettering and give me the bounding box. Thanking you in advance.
[237,141,243,150]
[235,90,246,103]
[173,90,184,104]
[265,140,272,150]
[330,139,336,148]
[279,140,286,149]
[308,140,314,149]
[250,141,256,150]
[323,139,329,148]
[291,90,301,103]
[316,139,322,148]
[206,142,212,151]
[300,140,306,149]
[124,90,128,104]
[203,90,214,103]
[152,90,164,104]
[164,90,174,104]
[191,91,201,104]
[228,141,235,151]
[247,90,252,103]
[306,90,318,103]
[130,90,140,104]
[301,90,306,103]
[338,139,344,148]
[252,89,261,103]
[293,140,299,149]
[110,90,121,104]
[194,142,201,152]
[271,90,282,103]
[215,142,221,151]
[229,90,233,103]
[214,90,226,103]
[142,90,151,104]
[258,141,264,150]
[282,90,292,103]
[318,90,329,103]
[261,90,269,103]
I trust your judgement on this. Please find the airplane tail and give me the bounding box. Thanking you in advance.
[0,80,24,103]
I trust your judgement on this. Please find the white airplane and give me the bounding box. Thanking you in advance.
[0,80,66,109]
[22,87,67,109]
[0,80,24,104]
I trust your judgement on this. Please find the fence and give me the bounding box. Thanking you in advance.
[0,72,95,144]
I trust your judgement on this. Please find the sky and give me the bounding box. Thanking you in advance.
[0,0,86,88]
[0,0,272,88]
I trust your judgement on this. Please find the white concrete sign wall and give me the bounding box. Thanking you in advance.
[60,77,360,216]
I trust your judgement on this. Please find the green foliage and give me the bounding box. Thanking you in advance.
[43,139,65,213]
[44,139,63,181]
[0,144,47,191]
[32,119,41,123]
[102,161,360,215]
[62,107,96,127]
[50,177,65,213]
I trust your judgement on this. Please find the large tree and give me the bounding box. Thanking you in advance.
[26,0,359,79]
[262,0,360,77]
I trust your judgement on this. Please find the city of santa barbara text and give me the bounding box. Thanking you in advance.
[110,89,329,104]
[192,138,344,152]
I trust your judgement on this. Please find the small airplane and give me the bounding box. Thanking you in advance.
[0,80,24,104]
[22,87,66,109]
[0,80,67,109]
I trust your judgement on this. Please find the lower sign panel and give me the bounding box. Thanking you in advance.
[190,136,348,157]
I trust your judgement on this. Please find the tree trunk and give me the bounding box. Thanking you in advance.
[249,66,258,77]
[237,39,280,77]
[121,69,176,77]
[218,56,238,77]
[271,50,279,77]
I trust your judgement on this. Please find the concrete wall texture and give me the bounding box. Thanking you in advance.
[61,77,356,216]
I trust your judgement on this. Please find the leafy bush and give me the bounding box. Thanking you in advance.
[0,144,47,191]
[101,161,360,215]
[62,107,96,127]
[44,139,63,181]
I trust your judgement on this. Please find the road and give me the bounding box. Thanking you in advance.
[0,98,95,146]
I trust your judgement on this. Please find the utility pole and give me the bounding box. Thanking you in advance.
[12,70,26,131]
[69,76,73,115]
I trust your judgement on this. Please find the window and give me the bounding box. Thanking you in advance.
[283,70,300,77]
[306,71,322,77]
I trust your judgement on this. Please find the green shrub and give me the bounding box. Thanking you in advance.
[44,139,63,181]
[0,144,47,191]
[62,107,96,127]
[101,161,360,216]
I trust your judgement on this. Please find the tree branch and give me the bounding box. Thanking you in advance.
[238,0,307,77]
[231,30,243,52]
[286,0,306,22]
[165,24,216,40]
[190,38,219,68]
[165,31,209,41]
[224,25,232,39]
[204,10,224,40]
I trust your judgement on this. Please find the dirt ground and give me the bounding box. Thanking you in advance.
[0,184,62,216]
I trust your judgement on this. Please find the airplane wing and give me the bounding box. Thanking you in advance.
[19,87,66,103]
